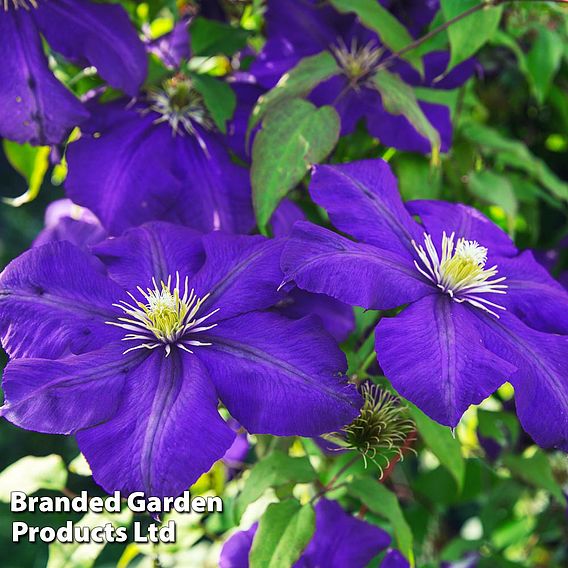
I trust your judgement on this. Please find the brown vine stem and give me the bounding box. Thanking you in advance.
[378,0,568,71]
[309,454,361,504]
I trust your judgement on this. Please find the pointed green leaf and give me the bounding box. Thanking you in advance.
[250,499,315,568]
[2,140,50,206]
[190,73,236,133]
[250,51,341,131]
[251,98,340,231]
[372,69,440,157]
[525,26,563,104]
[504,450,566,507]
[441,0,503,70]
[234,451,317,522]
[349,477,414,561]
[329,0,424,74]
[409,405,465,491]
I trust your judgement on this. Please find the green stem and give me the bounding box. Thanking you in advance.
[360,351,377,374]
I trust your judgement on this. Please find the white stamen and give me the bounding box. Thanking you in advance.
[107,271,219,356]
[412,231,508,317]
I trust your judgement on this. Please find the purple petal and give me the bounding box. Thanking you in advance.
[33,217,107,250]
[381,549,411,568]
[34,0,147,96]
[1,344,141,434]
[173,127,254,234]
[406,200,518,258]
[0,242,124,359]
[146,19,191,69]
[77,349,235,498]
[309,160,422,256]
[377,295,515,426]
[66,108,185,235]
[263,0,349,56]
[497,251,568,335]
[270,198,306,238]
[197,312,361,436]
[299,499,390,567]
[310,76,372,136]
[189,233,285,322]
[474,311,568,451]
[66,103,254,235]
[92,222,204,290]
[366,99,452,154]
[277,288,355,342]
[281,222,431,311]
[220,524,258,568]
[394,52,476,90]
[0,11,88,145]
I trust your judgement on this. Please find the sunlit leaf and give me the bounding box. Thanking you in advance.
[0,455,67,501]
[250,499,315,568]
[2,140,50,206]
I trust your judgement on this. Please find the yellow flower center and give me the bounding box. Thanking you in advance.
[107,273,219,357]
[412,232,508,317]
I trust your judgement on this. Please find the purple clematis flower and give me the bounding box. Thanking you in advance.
[281,159,568,450]
[0,0,147,145]
[0,223,360,498]
[250,0,474,153]
[64,74,254,236]
[220,498,391,568]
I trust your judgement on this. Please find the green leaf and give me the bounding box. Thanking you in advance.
[234,451,317,522]
[0,455,67,501]
[525,26,563,104]
[409,405,465,491]
[250,51,341,130]
[503,450,566,506]
[372,69,440,158]
[191,17,250,57]
[2,140,50,206]
[190,73,236,133]
[349,477,413,561]
[392,153,441,201]
[329,0,424,74]
[249,499,315,568]
[462,122,568,202]
[477,410,519,447]
[251,98,340,231]
[441,0,503,70]
[467,170,518,226]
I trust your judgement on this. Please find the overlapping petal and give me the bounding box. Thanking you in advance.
[406,200,518,258]
[198,312,360,436]
[474,311,568,451]
[0,242,124,359]
[77,349,235,498]
[92,223,204,290]
[66,103,254,235]
[189,233,285,322]
[0,11,88,145]
[309,160,422,256]
[377,295,515,426]
[496,251,568,335]
[282,222,431,310]
[1,344,142,434]
[33,0,147,96]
